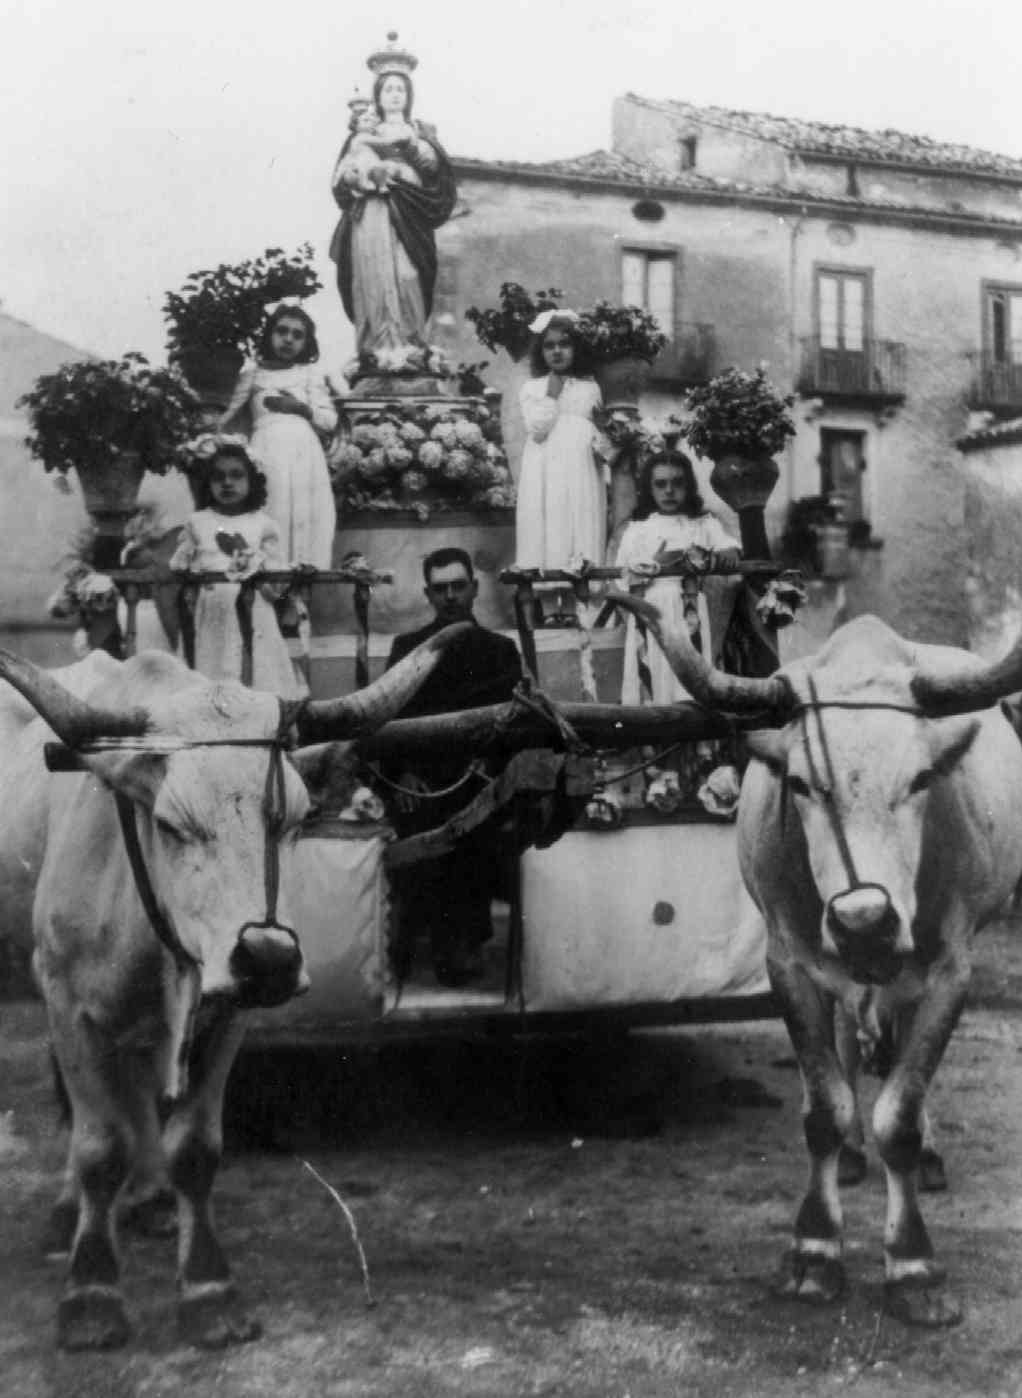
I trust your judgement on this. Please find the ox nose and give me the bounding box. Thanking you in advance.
[229,923,307,1007]
[825,885,907,985]
[828,886,893,936]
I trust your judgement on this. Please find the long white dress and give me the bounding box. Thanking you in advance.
[222,362,338,569]
[169,508,303,697]
[615,511,740,704]
[515,376,606,569]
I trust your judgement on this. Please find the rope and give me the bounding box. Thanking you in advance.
[505,680,590,754]
[366,760,490,801]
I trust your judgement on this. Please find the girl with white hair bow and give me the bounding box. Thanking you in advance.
[515,309,607,574]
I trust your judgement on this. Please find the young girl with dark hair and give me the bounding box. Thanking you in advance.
[515,310,606,572]
[220,304,337,569]
[616,449,740,704]
[170,438,303,696]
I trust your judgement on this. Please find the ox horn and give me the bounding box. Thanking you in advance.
[289,622,473,741]
[608,591,792,714]
[0,650,150,747]
[912,627,1022,715]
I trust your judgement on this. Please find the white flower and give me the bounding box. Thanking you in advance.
[697,765,741,818]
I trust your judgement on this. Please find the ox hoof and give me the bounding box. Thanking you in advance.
[918,1148,949,1194]
[838,1144,868,1187]
[885,1276,962,1329]
[775,1250,846,1306]
[178,1286,262,1350]
[123,1189,177,1239]
[41,1199,78,1260]
[58,1288,131,1351]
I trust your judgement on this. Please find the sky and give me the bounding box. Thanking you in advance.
[3,0,1021,374]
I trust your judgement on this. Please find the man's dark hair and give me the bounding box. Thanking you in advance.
[423,546,474,582]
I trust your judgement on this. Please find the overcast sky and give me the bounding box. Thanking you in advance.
[4,0,1020,373]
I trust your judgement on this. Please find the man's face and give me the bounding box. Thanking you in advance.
[425,562,477,625]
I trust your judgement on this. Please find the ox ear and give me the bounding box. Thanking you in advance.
[289,743,361,815]
[929,714,982,778]
[81,751,167,808]
[743,728,790,774]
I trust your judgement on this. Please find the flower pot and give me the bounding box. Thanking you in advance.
[594,357,652,411]
[76,449,147,569]
[815,522,851,580]
[176,346,245,410]
[709,455,780,562]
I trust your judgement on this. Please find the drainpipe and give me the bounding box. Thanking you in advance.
[785,210,807,505]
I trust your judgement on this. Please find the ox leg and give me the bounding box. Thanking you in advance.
[52,1020,132,1351]
[165,1011,259,1349]
[771,961,854,1305]
[120,1080,176,1239]
[873,962,968,1328]
[834,1002,868,1188]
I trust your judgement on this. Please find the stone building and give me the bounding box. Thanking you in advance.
[435,93,1022,645]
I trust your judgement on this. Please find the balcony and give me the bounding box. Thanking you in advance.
[969,353,1022,413]
[651,322,716,387]
[798,336,907,404]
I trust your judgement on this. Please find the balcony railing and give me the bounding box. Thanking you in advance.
[969,353,1022,412]
[798,336,907,402]
[651,322,716,386]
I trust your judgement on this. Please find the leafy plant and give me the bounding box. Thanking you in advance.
[597,410,666,475]
[453,360,490,396]
[679,367,796,461]
[465,284,667,365]
[465,283,563,359]
[17,353,201,476]
[163,245,322,362]
[577,302,668,364]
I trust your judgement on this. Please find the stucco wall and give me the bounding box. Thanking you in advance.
[960,440,1022,659]
[440,169,1022,645]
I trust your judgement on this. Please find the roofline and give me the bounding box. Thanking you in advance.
[452,157,1022,241]
[620,92,1022,187]
[957,423,1022,452]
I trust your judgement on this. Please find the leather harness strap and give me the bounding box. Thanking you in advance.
[81,705,297,972]
[802,675,862,890]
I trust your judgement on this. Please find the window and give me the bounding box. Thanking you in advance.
[819,429,867,524]
[985,284,1022,365]
[621,248,676,343]
[816,267,870,351]
[679,136,698,171]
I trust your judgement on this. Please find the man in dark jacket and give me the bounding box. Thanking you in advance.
[385,548,522,985]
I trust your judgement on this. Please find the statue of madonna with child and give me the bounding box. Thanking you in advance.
[329,32,457,386]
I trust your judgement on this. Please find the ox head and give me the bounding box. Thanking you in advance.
[0,625,469,1009]
[615,595,1022,984]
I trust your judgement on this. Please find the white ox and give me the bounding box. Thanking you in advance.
[630,606,1022,1328]
[0,632,463,1351]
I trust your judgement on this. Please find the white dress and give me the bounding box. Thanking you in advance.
[515,376,606,569]
[169,508,303,697]
[615,511,740,704]
[222,362,338,569]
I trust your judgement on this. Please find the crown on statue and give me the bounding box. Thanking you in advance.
[366,31,418,81]
[348,86,371,114]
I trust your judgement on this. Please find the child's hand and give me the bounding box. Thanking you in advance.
[712,548,742,570]
[264,392,311,419]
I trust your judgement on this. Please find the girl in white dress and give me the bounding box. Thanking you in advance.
[170,439,303,697]
[515,310,607,571]
[220,305,338,569]
[616,450,741,704]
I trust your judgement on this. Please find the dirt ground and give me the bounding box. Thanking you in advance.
[3,922,1022,1398]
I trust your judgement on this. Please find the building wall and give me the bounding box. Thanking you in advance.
[439,167,1022,645]
[611,98,789,186]
[959,439,1022,659]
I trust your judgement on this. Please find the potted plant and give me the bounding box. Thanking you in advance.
[576,301,668,409]
[163,244,322,403]
[17,353,201,561]
[678,366,795,557]
[464,283,564,362]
